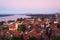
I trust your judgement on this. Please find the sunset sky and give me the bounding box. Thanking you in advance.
[0,0,60,14]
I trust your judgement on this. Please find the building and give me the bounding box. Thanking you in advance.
[56,13,60,22]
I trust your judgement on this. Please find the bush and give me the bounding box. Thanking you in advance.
[54,36,60,40]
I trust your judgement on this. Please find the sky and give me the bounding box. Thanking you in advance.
[0,0,60,14]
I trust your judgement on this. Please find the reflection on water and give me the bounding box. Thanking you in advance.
[0,15,31,21]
